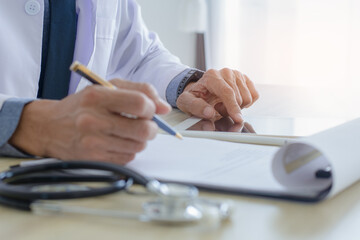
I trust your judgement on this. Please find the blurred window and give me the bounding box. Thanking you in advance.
[207,0,360,88]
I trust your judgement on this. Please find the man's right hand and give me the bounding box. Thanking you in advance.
[9,80,171,165]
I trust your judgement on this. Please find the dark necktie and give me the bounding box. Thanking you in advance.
[37,0,77,100]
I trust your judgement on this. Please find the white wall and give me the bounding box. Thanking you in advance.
[136,0,196,67]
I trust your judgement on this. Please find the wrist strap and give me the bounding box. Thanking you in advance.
[176,69,204,98]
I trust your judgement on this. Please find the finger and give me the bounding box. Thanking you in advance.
[205,77,243,122]
[214,103,230,118]
[243,122,256,133]
[79,134,147,155]
[75,112,158,142]
[80,86,156,119]
[99,135,148,155]
[110,79,171,115]
[109,118,158,142]
[234,71,253,108]
[78,150,136,165]
[104,152,136,165]
[243,74,260,103]
[219,68,243,107]
[75,135,146,163]
[177,91,220,119]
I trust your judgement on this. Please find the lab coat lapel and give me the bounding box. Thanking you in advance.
[72,0,118,94]
[69,0,96,94]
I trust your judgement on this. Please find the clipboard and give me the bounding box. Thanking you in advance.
[127,118,360,203]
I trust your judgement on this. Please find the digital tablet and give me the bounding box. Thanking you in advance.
[175,116,351,137]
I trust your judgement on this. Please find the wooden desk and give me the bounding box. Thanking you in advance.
[1,84,360,240]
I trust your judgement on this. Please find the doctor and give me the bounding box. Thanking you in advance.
[0,0,259,164]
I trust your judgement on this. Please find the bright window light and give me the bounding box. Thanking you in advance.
[208,0,360,89]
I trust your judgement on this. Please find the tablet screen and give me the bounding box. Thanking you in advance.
[178,116,350,137]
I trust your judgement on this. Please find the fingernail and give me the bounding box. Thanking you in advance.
[235,113,243,122]
[160,99,171,108]
[203,107,214,118]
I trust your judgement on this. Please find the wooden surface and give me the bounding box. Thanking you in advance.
[1,84,360,240]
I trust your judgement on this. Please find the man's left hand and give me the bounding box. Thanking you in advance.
[176,68,259,123]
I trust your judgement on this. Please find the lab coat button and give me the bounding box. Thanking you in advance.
[25,0,41,16]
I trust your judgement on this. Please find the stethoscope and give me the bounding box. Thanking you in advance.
[0,160,233,224]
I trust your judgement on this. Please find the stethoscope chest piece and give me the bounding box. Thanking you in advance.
[143,200,202,223]
[144,180,202,223]
[143,180,233,223]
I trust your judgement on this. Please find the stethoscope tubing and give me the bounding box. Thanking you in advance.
[0,161,150,208]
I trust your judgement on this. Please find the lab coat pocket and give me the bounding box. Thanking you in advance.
[95,0,117,39]
[91,17,117,79]
[96,17,116,40]
[75,0,119,92]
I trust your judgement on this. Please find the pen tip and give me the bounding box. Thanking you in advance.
[175,133,183,140]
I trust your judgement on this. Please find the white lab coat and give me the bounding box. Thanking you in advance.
[0,0,187,109]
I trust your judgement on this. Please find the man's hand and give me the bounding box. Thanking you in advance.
[176,68,259,123]
[9,80,171,164]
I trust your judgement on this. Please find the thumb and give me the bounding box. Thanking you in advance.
[177,92,219,119]
[110,79,171,115]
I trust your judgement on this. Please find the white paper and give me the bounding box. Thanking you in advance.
[272,143,332,192]
[127,135,286,193]
[273,118,360,197]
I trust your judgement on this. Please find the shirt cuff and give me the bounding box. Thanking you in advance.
[0,98,34,158]
[165,68,204,107]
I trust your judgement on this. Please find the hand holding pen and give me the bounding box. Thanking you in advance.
[70,61,183,139]
[9,62,177,164]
